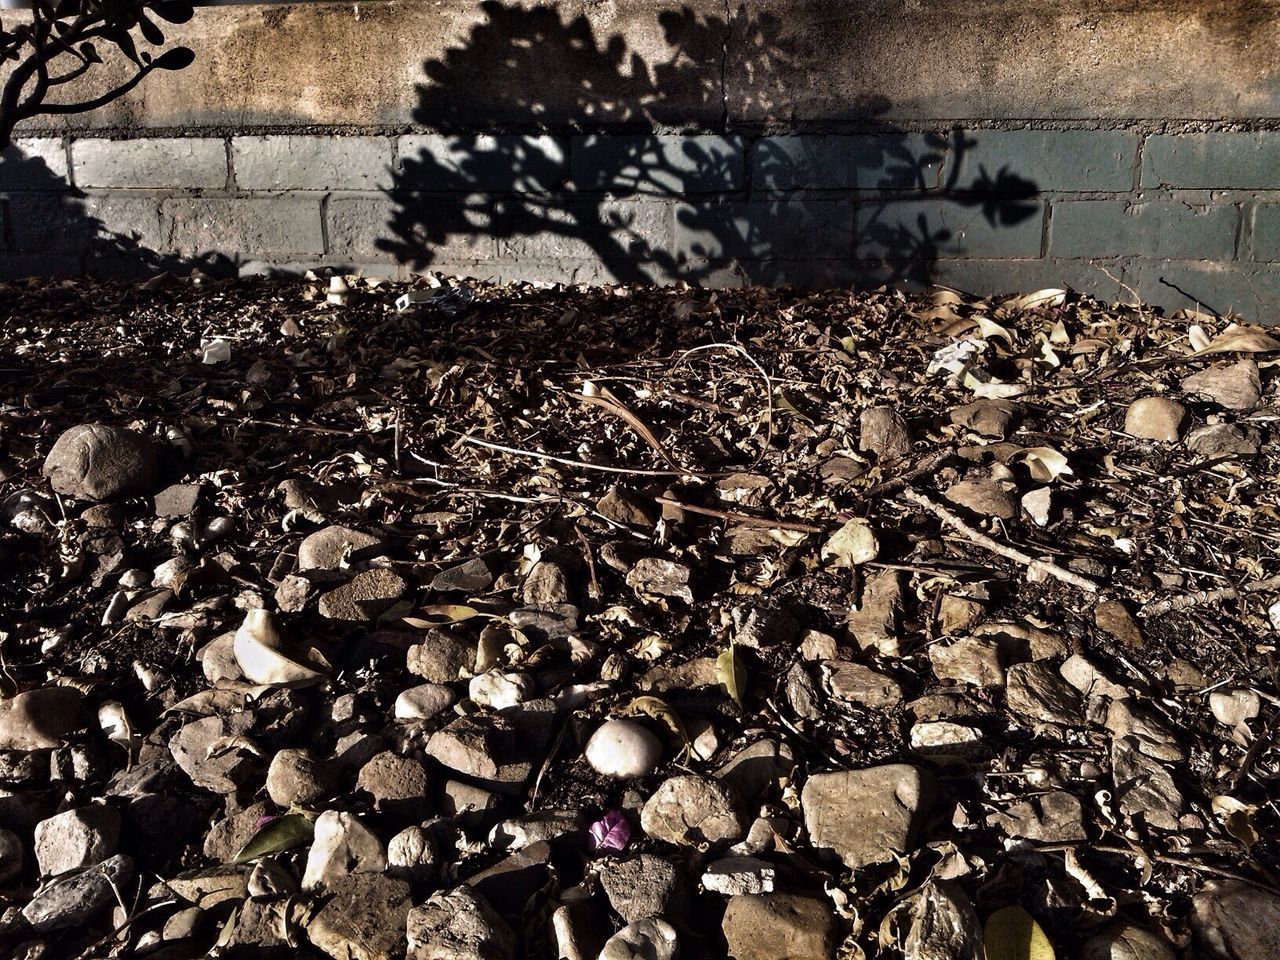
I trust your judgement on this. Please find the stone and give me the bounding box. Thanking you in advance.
[986,790,1086,842]
[715,738,794,804]
[785,662,824,721]
[217,897,291,956]
[0,687,84,751]
[801,764,933,872]
[406,886,516,960]
[153,483,201,518]
[1081,923,1177,960]
[973,620,1067,660]
[22,853,133,932]
[0,828,23,883]
[125,587,173,622]
[909,721,985,759]
[1111,738,1182,831]
[848,569,906,655]
[640,657,720,692]
[902,880,982,960]
[318,567,408,621]
[551,897,609,960]
[626,557,694,603]
[702,856,777,895]
[1192,880,1280,960]
[1182,359,1262,411]
[201,801,271,863]
[302,810,386,891]
[430,557,493,593]
[162,865,250,909]
[297,524,383,572]
[1060,655,1129,702]
[800,630,839,661]
[944,477,1019,519]
[427,714,532,790]
[1210,689,1262,732]
[733,605,800,650]
[949,399,1019,439]
[821,520,879,567]
[641,775,746,846]
[937,594,987,635]
[465,840,554,915]
[407,630,473,683]
[265,748,328,808]
[1185,423,1261,457]
[1106,700,1184,763]
[469,671,536,710]
[1005,662,1084,726]
[169,714,259,795]
[522,560,571,605]
[442,780,500,824]
[721,893,839,960]
[585,719,663,779]
[928,637,1005,687]
[860,406,912,461]
[162,906,203,942]
[824,660,905,708]
[42,424,158,501]
[599,853,690,923]
[388,823,440,880]
[81,503,124,527]
[599,917,679,960]
[1125,397,1187,441]
[33,805,120,877]
[307,873,412,960]
[507,603,580,641]
[1094,599,1144,651]
[356,751,430,819]
[596,486,658,527]
[490,809,585,851]
[395,683,457,721]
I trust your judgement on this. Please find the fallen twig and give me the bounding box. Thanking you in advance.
[654,495,826,534]
[452,432,717,477]
[861,447,956,501]
[1139,574,1280,618]
[900,489,1101,593]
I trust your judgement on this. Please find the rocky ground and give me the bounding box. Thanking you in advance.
[0,272,1279,960]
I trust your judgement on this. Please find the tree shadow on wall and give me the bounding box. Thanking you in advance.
[380,1,1040,289]
[0,147,236,279]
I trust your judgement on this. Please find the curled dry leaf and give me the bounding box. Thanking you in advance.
[821,519,879,568]
[232,610,330,688]
[1194,324,1280,355]
[97,700,133,749]
[1211,795,1260,847]
[623,695,690,756]
[1009,447,1072,483]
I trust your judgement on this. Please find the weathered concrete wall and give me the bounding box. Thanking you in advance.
[4,0,1280,317]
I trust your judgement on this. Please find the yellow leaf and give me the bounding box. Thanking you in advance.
[717,645,747,706]
[983,905,1056,960]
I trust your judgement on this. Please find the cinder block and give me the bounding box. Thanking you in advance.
[161,197,324,258]
[674,199,852,260]
[751,134,946,191]
[396,135,567,192]
[82,196,167,253]
[569,135,744,194]
[0,252,81,280]
[72,138,227,189]
[6,192,99,252]
[928,257,1135,303]
[1142,133,1280,189]
[1247,203,1280,261]
[329,195,494,262]
[955,130,1138,192]
[855,198,1044,259]
[1134,259,1280,321]
[0,139,69,189]
[497,199,674,265]
[233,136,394,191]
[1049,201,1238,259]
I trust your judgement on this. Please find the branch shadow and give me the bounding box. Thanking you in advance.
[381,1,1042,291]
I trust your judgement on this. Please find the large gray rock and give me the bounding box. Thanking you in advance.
[599,917,679,960]
[1125,397,1186,441]
[318,567,408,621]
[902,881,982,960]
[1192,880,1280,960]
[641,775,747,846]
[407,886,516,960]
[860,406,912,461]
[1081,923,1177,960]
[1181,359,1262,411]
[34,805,120,877]
[801,764,933,872]
[307,873,412,960]
[599,853,690,923]
[721,893,839,960]
[42,423,157,501]
[265,748,328,808]
[297,524,384,572]
[0,687,84,751]
[22,853,133,932]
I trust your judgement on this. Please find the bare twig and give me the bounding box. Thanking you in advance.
[860,447,956,501]
[452,431,720,477]
[1140,574,1280,618]
[654,495,826,534]
[899,489,1100,593]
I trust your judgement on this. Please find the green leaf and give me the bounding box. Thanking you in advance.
[232,813,314,864]
[983,906,1055,960]
[717,644,747,706]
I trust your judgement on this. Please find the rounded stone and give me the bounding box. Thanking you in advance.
[297,525,383,572]
[468,671,536,711]
[265,748,328,808]
[599,917,679,960]
[640,774,746,846]
[585,719,663,779]
[42,423,158,501]
[1124,397,1187,441]
[394,683,457,722]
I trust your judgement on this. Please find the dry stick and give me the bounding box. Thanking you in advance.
[655,495,827,535]
[860,447,956,501]
[900,489,1101,594]
[1140,574,1280,618]
[452,432,716,478]
[1031,841,1280,896]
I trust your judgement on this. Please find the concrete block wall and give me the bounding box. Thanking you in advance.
[6,127,1280,317]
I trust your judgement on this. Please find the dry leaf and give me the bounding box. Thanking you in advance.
[983,905,1056,960]
[233,610,329,688]
[717,644,747,705]
[1196,324,1280,355]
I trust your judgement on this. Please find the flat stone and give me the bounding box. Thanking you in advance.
[33,805,120,877]
[169,714,259,795]
[823,660,905,708]
[302,810,386,891]
[800,630,839,661]
[265,747,328,808]
[426,714,532,790]
[356,751,430,819]
[702,856,776,895]
[1192,880,1280,960]
[1111,738,1182,831]
[0,687,84,751]
[430,557,493,593]
[1094,599,1144,651]
[318,567,408,621]
[201,801,271,863]
[42,423,158,501]
[490,810,585,852]
[1182,359,1262,411]
[153,483,201,518]
[801,764,933,872]
[944,477,1019,519]
[937,594,988,635]
[626,557,694,603]
[641,774,746,846]
[22,853,133,932]
[1081,924,1176,960]
[599,917,679,960]
[307,873,412,960]
[859,406,912,461]
[407,886,516,960]
[1060,654,1129,703]
[161,865,250,909]
[928,637,1005,687]
[986,790,1087,842]
[407,630,474,683]
[522,560,571,605]
[1125,397,1186,441]
[599,853,690,923]
[848,569,906,655]
[909,721,985,760]
[715,738,794,804]
[640,657,720,692]
[394,683,457,721]
[721,893,839,960]
[469,670,536,710]
[949,399,1020,439]
[596,486,658,527]
[1005,662,1084,726]
[902,880,983,960]
[1186,423,1261,457]
[1105,700,1185,762]
[297,525,384,572]
[465,840,554,915]
[585,719,663,779]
